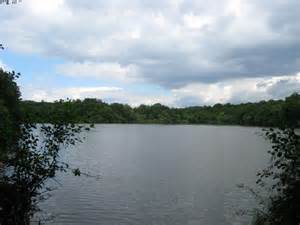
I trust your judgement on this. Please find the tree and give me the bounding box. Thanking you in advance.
[0,69,21,159]
[0,67,91,225]
[283,93,300,127]
[0,122,88,225]
[253,127,300,225]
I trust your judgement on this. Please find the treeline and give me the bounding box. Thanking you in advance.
[20,93,300,127]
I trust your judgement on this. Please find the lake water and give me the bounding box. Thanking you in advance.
[37,125,270,225]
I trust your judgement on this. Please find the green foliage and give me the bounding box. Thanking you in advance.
[253,128,300,225]
[20,93,300,127]
[0,69,21,158]
[0,121,89,225]
[0,69,91,224]
[7,122,88,189]
[282,93,300,127]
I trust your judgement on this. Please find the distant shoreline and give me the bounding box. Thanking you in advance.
[20,93,299,128]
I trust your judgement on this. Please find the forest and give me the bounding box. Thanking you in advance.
[1,68,300,225]
[21,93,300,127]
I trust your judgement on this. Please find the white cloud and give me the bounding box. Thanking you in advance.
[22,0,67,18]
[56,61,140,82]
[0,60,10,71]
[21,73,300,107]
[172,73,300,106]
[23,86,123,102]
[1,0,300,106]
[1,0,300,88]
[183,13,214,30]
[21,85,174,107]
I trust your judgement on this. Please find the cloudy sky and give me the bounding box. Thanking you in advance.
[0,0,299,107]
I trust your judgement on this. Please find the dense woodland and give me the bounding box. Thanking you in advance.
[21,93,300,127]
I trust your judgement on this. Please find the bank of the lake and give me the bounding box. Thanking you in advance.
[21,93,300,127]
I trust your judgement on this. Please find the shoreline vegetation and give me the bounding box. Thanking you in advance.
[0,69,90,225]
[1,69,300,225]
[21,93,300,127]
[1,68,300,224]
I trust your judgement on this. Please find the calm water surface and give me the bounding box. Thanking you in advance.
[37,125,270,225]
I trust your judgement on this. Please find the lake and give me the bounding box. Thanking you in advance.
[37,125,270,225]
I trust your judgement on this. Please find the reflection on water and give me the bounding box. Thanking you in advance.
[34,125,269,225]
